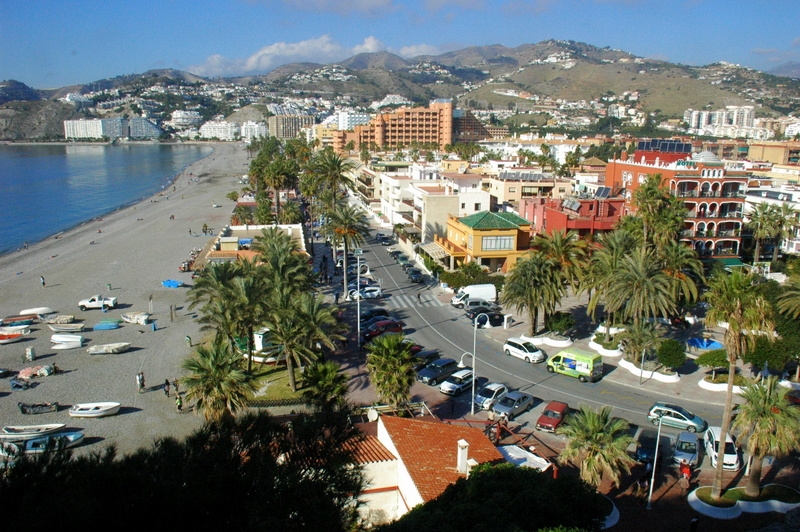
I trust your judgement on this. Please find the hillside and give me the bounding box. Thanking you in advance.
[0,100,82,140]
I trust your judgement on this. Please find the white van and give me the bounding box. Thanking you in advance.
[451,284,497,308]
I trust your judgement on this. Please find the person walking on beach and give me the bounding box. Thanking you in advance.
[40,276,45,287]
[163,379,170,397]
[176,395,183,412]
[172,378,179,396]
[185,335,192,348]
[137,372,145,393]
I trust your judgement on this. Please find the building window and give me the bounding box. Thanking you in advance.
[474,203,481,211]
[468,234,473,249]
[482,235,514,251]
[509,187,517,193]
[461,203,465,209]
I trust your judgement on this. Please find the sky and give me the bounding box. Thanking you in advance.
[2,0,799,89]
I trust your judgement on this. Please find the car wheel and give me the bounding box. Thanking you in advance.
[579,375,587,383]
[524,357,530,363]
[546,366,554,373]
[504,349,511,356]
[651,418,661,427]
[430,378,437,386]
[687,425,697,433]
[508,413,515,421]
[79,305,87,311]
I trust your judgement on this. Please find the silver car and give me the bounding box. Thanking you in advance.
[673,431,700,467]
[491,391,534,421]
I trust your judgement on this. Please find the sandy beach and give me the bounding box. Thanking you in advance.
[0,142,250,455]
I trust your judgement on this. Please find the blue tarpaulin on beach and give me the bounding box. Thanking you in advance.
[687,337,723,350]
[238,238,253,246]
[161,279,184,288]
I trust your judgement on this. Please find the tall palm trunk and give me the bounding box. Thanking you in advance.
[711,359,737,499]
[342,239,350,300]
[746,454,764,497]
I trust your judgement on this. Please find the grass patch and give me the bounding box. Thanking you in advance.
[703,373,749,386]
[249,365,306,402]
[695,484,800,507]
[593,333,619,350]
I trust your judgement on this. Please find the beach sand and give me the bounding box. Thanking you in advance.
[0,142,250,455]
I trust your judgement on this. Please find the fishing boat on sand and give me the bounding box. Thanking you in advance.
[7,431,84,454]
[19,307,55,317]
[52,342,83,350]
[18,402,59,415]
[0,423,65,441]
[46,314,74,324]
[47,322,85,333]
[0,324,31,334]
[87,342,130,355]
[93,319,121,331]
[0,333,25,345]
[51,334,84,345]
[69,402,121,418]
[1,316,36,327]
[121,311,150,325]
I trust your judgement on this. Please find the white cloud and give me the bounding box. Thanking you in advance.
[189,36,391,77]
[397,43,442,58]
[280,0,398,16]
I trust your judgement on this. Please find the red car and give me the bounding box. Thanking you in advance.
[361,319,403,342]
[536,401,569,432]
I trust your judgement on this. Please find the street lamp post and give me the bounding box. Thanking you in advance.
[469,313,490,416]
[646,414,664,510]
[458,351,475,414]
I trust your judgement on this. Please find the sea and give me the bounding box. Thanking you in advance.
[0,143,213,255]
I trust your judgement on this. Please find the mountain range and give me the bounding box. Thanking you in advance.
[2,40,800,141]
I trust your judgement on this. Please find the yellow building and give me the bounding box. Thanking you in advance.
[433,211,531,272]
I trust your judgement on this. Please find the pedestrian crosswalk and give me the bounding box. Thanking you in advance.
[382,293,444,309]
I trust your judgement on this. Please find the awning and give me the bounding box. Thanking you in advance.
[715,258,747,268]
[419,241,448,260]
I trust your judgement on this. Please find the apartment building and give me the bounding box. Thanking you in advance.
[267,115,314,140]
[484,169,573,211]
[240,121,268,142]
[748,140,800,165]
[521,194,625,238]
[199,120,240,141]
[408,173,490,244]
[606,150,747,260]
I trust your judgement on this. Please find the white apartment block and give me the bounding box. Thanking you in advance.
[684,105,755,132]
[199,120,241,141]
[337,111,371,131]
[170,110,203,128]
[240,121,268,142]
[64,119,103,139]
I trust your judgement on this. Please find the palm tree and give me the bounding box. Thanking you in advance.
[557,405,636,488]
[617,320,661,365]
[188,261,242,346]
[181,341,257,422]
[302,361,349,411]
[777,278,800,319]
[771,203,797,263]
[584,229,638,341]
[278,200,303,224]
[232,204,253,225]
[533,229,588,293]
[658,240,704,311]
[264,154,299,220]
[605,246,676,327]
[313,148,356,208]
[747,202,776,263]
[365,334,418,408]
[322,204,369,300]
[226,263,269,373]
[502,251,564,336]
[732,376,800,497]
[704,268,775,500]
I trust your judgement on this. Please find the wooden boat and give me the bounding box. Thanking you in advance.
[52,342,83,350]
[20,307,55,317]
[93,319,121,331]
[1,317,34,327]
[47,322,85,332]
[13,431,84,454]
[0,333,24,345]
[18,402,59,415]
[51,334,84,345]
[69,402,121,418]
[87,342,130,354]
[0,423,65,441]
[46,314,74,324]
[3,313,38,323]
[121,311,150,325]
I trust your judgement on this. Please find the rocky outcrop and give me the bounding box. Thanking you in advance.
[0,101,82,140]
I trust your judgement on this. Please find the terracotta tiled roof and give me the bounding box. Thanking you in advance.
[349,435,397,464]
[582,156,608,167]
[381,416,503,502]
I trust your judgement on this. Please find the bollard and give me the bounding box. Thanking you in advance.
[151,321,157,332]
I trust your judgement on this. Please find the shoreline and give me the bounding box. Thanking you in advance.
[0,142,249,456]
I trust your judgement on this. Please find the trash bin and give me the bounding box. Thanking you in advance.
[25,347,36,361]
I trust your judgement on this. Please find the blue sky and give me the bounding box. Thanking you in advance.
[2,0,799,89]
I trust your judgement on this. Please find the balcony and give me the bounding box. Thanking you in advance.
[686,211,743,219]
[434,234,466,257]
[681,229,741,239]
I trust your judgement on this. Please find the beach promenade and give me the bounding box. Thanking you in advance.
[0,142,249,455]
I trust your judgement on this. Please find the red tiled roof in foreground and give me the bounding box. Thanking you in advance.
[380,416,503,502]
[347,435,397,464]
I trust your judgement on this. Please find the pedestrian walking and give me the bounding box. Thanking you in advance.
[137,372,145,393]
[176,395,183,412]
[678,475,690,497]
[163,379,170,397]
[185,335,192,347]
[40,276,45,287]
[334,292,340,304]
[417,292,421,303]
[172,378,179,395]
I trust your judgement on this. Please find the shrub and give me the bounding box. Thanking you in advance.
[546,311,575,335]
[657,339,687,369]
[592,333,618,351]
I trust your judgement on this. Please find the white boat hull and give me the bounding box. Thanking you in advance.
[69,402,121,418]
[52,342,83,350]
[0,423,66,441]
[17,431,84,453]
[0,325,31,334]
[20,307,55,317]
[121,312,150,325]
[48,323,85,332]
[50,334,84,345]
[86,342,131,355]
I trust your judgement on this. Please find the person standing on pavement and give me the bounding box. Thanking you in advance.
[176,395,183,412]
[163,379,170,397]
[40,276,46,287]
[172,378,179,396]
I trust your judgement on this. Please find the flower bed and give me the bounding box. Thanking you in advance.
[618,358,680,383]
[688,484,800,519]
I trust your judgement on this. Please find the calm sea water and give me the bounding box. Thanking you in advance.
[0,143,213,255]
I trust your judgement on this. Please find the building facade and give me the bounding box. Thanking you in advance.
[267,115,315,140]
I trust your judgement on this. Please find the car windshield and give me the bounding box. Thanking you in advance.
[520,342,537,351]
[712,440,737,455]
[477,388,493,399]
[498,396,515,407]
[677,440,697,453]
[543,409,561,419]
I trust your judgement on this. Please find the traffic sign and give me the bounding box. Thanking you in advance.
[354,248,364,255]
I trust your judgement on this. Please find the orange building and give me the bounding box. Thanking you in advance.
[606,151,747,259]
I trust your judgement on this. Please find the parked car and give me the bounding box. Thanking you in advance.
[503,338,545,363]
[647,402,707,433]
[471,312,505,328]
[704,426,741,471]
[673,431,700,467]
[465,306,496,320]
[361,320,403,342]
[379,237,392,246]
[349,286,382,300]
[536,401,569,432]
[413,349,440,371]
[406,267,424,283]
[349,278,377,291]
[462,298,500,313]
[78,294,117,311]
[492,391,534,421]
[635,428,664,464]
[360,307,390,322]
[439,369,474,396]
[375,232,386,241]
[388,249,402,259]
[474,382,509,411]
[416,358,459,386]
[361,315,393,330]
